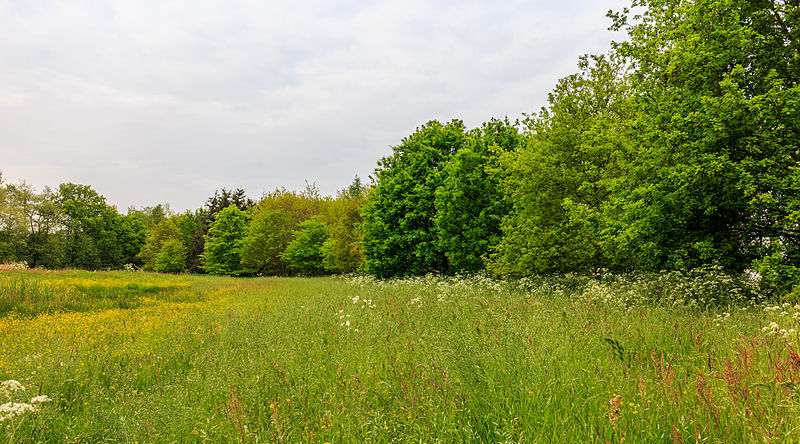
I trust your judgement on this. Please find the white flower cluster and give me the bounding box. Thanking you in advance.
[0,402,37,422]
[575,266,767,309]
[345,267,768,311]
[760,302,800,343]
[337,310,358,332]
[762,322,796,339]
[346,273,514,311]
[352,295,376,309]
[0,380,51,423]
[0,380,25,399]
[712,312,731,325]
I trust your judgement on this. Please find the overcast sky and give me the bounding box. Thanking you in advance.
[0,0,630,212]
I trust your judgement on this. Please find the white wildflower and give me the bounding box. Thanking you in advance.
[30,395,51,404]
[763,322,781,335]
[0,402,37,422]
[0,380,25,398]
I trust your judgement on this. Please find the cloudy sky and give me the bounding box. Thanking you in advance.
[0,0,630,212]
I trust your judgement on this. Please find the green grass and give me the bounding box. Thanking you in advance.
[0,269,202,315]
[1,270,799,442]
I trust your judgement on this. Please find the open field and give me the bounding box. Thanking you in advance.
[1,269,799,442]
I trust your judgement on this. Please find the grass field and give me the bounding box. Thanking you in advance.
[1,269,799,442]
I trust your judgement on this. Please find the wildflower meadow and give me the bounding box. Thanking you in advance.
[1,268,799,442]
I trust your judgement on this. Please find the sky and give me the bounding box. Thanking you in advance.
[0,0,630,212]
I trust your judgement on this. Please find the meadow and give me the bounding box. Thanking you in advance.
[1,269,799,443]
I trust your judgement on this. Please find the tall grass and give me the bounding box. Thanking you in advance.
[1,269,798,442]
[0,270,202,315]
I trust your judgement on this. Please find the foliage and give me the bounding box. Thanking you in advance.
[239,186,327,276]
[256,185,326,224]
[137,219,182,271]
[282,218,330,276]
[54,183,145,270]
[205,188,255,219]
[362,120,467,277]
[435,118,523,273]
[322,177,367,273]
[0,180,39,263]
[112,214,147,267]
[127,204,172,231]
[154,239,188,273]
[603,0,800,277]
[201,205,249,276]
[239,209,294,276]
[173,211,206,273]
[489,55,631,276]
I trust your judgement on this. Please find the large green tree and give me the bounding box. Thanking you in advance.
[490,55,631,276]
[137,219,182,271]
[202,205,250,275]
[605,0,799,281]
[435,118,523,273]
[362,120,467,277]
[239,209,295,276]
[173,210,206,272]
[282,217,330,276]
[0,180,39,262]
[55,183,144,269]
[154,239,188,273]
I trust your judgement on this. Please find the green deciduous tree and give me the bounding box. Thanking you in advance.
[362,120,467,277]
[127,204,172,231]
[173,211,206,273]
[138,219,182,271]
[202,205,250,275]
[239,186,327,276]
[282,217,330,276]
[113,214,147,266]
[490,55,631,276]
[154,239,188,273]
[240,209,294,276]
[0,179,38,263]
[605,0,799,282]
[322,177,367,273]
[54,183,142,269]
[435,118,523,273]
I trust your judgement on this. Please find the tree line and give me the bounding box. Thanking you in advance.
[0,178,366,276]
[1,0,798,294]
